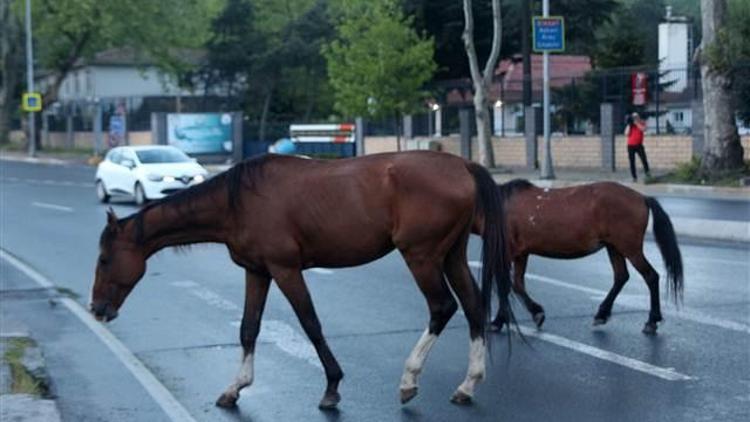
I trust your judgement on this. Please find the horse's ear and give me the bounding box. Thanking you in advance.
[106,207,119,229]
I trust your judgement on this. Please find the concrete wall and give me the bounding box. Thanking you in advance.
[364,134,750,169]
[8,130,152,150]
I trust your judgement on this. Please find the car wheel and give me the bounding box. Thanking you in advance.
[96,180,110,203]
[134,182,147,206]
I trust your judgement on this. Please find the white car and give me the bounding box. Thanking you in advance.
[95,145,209,205]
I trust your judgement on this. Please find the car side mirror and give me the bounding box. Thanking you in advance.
[121,159,135,169]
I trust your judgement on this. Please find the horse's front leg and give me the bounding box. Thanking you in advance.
[216,270,271,408]
[271,265,344,409]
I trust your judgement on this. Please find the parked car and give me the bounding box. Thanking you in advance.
[95,145,209,205]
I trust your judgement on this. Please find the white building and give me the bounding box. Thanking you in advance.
[39,48,203,103]
[658,6,692,93]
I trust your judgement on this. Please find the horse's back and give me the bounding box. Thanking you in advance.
[506,181,649,258]
[238,152,476,268]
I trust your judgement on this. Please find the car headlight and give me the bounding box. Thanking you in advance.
[147,174,163,181]
[163,176,176,183]
[193,174,205,183]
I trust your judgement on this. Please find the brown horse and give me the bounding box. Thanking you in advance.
[90,151,514,409]
[487,180,683,335]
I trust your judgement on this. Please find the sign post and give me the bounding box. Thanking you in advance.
[24,0,37,157]
[533,6,564,180]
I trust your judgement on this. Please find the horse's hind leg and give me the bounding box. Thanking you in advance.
[270,266,344,409]
[491,254,546,330]
[593,246,630,326]
[399,259,457,404]
[627,252,662,334]
[443,242,486,405]
[216,270,271,408]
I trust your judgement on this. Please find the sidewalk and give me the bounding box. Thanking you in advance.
[0,320,62,422]
[490,167,750,201]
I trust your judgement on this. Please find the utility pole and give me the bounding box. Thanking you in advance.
[540,0,555,179]
[24,0,36,157]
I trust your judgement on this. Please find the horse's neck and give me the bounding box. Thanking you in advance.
[140,196,228,256]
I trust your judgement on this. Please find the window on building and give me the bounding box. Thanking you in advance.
[673,111,684,122]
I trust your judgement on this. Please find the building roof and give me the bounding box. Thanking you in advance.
[445,54,592,105]
[73,47,205,68]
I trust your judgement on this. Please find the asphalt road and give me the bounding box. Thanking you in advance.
[1,159,749,422]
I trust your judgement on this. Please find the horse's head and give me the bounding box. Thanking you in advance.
[90,208,146,322]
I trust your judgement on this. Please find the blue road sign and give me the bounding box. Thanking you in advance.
[533,17,565,52]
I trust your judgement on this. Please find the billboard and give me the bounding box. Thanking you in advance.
[167,113,233,154]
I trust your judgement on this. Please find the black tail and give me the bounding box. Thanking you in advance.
[645,197,684,304]
[466,163,515,335]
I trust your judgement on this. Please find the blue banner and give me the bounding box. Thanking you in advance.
[167,113,234,154]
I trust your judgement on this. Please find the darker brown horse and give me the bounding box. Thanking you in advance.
[90,151,514,409]
[488,180,683,335]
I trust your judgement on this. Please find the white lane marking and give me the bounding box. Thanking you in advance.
[229,320,321,369]
[308,268,334,275]
[0,177,91,188]
[31,202,74,212]
[170,280,322,370]
[0,249,197,422]
[170,281,239,312]
[524,273,750,335]
[516,325,692,381]
[470,260,750,334]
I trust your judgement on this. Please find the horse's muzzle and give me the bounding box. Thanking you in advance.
[90,301,118,322]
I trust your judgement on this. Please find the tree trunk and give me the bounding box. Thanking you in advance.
[258,81,275,142]
[0,1,22,144]
[699,0,744,176]
[462,0,502,167]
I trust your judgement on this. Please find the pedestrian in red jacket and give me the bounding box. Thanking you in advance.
[625,112,651,183]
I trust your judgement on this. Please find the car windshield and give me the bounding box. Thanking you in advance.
[135,148,191,164]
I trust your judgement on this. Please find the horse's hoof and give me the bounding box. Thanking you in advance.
[400,387,418,404]
[592,317,607,326]
[215,392,239,408]
[450,390,473,405]
[533,311,546,328]
[642,322,658,335]
[318,391,341,410]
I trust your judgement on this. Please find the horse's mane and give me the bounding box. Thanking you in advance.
[498,178,535,203]
[117,154,273,245]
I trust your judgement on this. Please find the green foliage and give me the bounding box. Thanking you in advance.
[18,0,221,97]
[661,156,750,186]
[3,338,45,396]
[592,0,665,67]
[324,1,436,119]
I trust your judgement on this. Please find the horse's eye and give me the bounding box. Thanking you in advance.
[99,257,108,266]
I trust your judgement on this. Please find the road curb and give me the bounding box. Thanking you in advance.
[668,217,750,244]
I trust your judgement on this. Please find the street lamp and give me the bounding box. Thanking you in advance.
[494,100,505,137]
[429,103,441,137]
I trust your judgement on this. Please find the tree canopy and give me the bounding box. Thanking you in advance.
[323,1,436,119]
